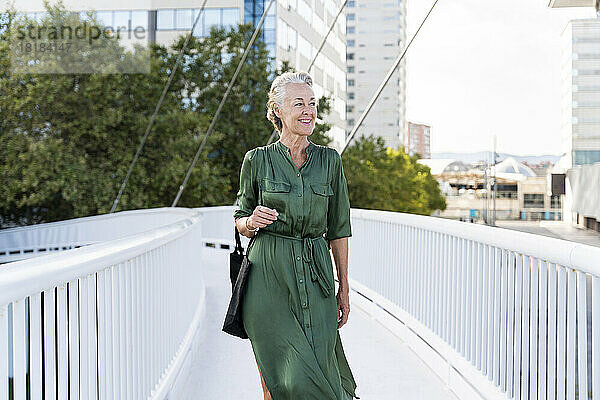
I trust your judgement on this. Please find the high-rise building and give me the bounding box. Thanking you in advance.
[559,18,600,166]
[406,122,431,158]
[344,0,407,150]
[14,0,348,149]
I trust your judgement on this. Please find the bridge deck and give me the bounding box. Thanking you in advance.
[172,248,459,400]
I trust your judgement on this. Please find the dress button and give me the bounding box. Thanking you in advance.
[296,256,301,261]
[298,216,303,220]
[299,278,304,283]
[297,173,300,177]
[298,193,302,197]
[305,323,310,328]
[302,302,307,307]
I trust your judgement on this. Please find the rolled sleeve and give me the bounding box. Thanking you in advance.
[325,150,352,242]
[233,150,258,222]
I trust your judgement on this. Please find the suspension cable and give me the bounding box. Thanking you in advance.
[307,0,348,72]
[340,0,440,156]
[172,0,276,207]
[110,0,208,213]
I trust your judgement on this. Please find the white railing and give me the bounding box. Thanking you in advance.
[3,205,599,400]
[0,207,198,263]
[348,208,600,400]
[0,209,206,400]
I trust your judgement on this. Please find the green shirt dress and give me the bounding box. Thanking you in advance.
[233,139,360,400]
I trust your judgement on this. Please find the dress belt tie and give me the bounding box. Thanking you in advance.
[258,230,333,298]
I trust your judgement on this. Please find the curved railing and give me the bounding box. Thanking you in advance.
[0,208,206,400]
[0,207,198,263]
[3,206,599,400]
[348,209,600,400]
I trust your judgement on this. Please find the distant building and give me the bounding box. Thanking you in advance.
[548,0,599,13]
[344,0,407,149]
[406,122,431,158]
[559,18,600,166]
[418,157,563,222]
[549,0,600,234]
[565,162,600,233]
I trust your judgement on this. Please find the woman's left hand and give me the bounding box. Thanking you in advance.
[336,287,350,329]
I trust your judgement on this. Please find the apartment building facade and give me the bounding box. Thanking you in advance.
[344,0,407,149]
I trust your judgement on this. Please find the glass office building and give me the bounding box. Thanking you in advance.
[244,0,277,61]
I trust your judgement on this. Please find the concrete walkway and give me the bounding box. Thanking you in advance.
[173,248,459,400]
[495,220,600,248]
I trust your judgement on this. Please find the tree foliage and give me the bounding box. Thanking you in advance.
[343,135,446,215]
[0,2,445,227]
[0,3,274,225]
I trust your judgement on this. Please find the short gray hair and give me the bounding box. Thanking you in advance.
[266,71,313,133]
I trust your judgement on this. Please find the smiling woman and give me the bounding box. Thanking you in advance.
[233,71,359,400]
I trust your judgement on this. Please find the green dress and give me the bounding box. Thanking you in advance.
[233,139,360,400]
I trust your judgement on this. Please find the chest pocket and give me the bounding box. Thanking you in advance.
[309,182,334,228]
[260,178,291,220]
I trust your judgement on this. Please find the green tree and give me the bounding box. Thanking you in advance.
[343,134,446,215]
[0,2,279,226]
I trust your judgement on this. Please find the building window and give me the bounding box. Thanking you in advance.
[175,9,192,30]
[347,0,356,6]
[346,105,354,113]
[524,194,545,209]
[156,7,238,34]
[94,10,148,31]
[578,53,600,60]
[157,9,175,30]
[346,53,354,60]
[348,92,355,99]
[112,11,130,30]
[347,13,355,21]
[347,26,355,34]
[550,195,562,209]
[204,8,220,33]
[574,150,600,165]
[347,66,355,73]
[347,39,355,47]
[131,11,147,30]
[222,9,239,28]
[348,119,355,126]
[347,79,355,86]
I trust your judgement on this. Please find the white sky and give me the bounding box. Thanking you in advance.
[405,0,597,155]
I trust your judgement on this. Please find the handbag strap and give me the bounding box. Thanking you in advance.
[234,223,258,256]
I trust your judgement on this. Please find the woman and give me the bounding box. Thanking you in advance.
[233,71,360,400]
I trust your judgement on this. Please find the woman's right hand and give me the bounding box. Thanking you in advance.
[248,205,279,229]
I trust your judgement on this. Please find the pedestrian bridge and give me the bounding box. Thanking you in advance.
[1,207,599,400]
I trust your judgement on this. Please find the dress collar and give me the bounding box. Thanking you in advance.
[275,139,315,155]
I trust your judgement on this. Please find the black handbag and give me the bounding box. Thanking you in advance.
[222,225,257,339]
